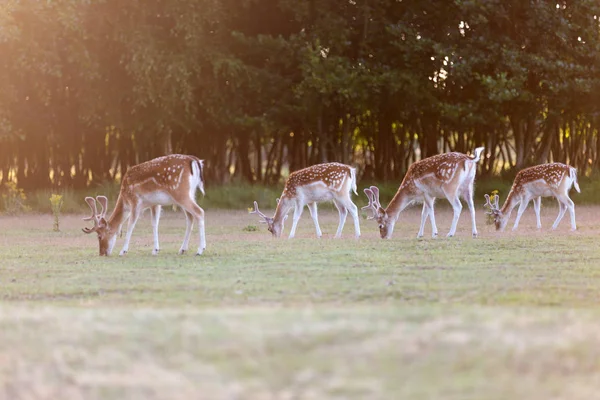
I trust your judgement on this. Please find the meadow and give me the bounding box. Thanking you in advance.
[2,203,600,399]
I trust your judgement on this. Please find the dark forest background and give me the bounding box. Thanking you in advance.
[1,0,599,190]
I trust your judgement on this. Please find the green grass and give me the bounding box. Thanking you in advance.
[2,207,600,399]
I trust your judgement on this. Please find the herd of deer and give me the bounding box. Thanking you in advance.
[82,148,581,256]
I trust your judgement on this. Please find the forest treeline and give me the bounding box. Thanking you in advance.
[1,0,599,190]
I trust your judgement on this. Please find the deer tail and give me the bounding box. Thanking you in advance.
[471,147,485,163]
[570,166,581,193]
[350,167,358,196]
[191,157,205,196]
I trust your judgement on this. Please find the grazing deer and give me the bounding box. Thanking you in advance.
[363,147,484,239]
[82,154,206,256]
[250,162,361,239]
[484,163,580,231]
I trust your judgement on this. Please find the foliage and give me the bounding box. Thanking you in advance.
[0,0,599,189]
[1,182,30,214]
[49,193,64,231]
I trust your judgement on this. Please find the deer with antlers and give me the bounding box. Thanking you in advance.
[363,147,484,239]
[484,163,580,231]
[82,154,206,256]
[250,162,361,239]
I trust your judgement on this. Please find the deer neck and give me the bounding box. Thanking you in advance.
[106,194,128,233]
[273,196,294,222]
[500,188,520,217]
[385,187,412,218]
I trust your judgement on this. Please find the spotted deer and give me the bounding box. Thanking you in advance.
[250,162,360,239]
[82,154,206,256]
[484,163,580,231]
[363,147,484,239]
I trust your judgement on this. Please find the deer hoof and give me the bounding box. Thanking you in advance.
[179,249,186,255]
[119,250,128,256]
[152,249,159,256]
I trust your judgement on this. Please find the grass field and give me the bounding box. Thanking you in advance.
[2,203,600,399]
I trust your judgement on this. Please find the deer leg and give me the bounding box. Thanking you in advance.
[553,195,576,231]
[551,199,567,230]
[425,196,438,238]
[344,199,361,239]
[288,203,304,239]
[533,197,542,229]
[120,204,142,256]
[444,194,463,237]
[172,192,205,255]
[197,207,206,254]
[565,196,577,231]
[462,184,478,237]
[307,202,323,238]
[118,209,130,238]
[512,198,530,231]
[188,204,206,255]
[150,205,162,255]
[178,210,194,254]
[417,203,430,238]
[332,199,348,239]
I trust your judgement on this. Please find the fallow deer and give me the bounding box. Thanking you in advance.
[82,154,206,256]
[363,147,484,239]
[484,163,580,231]
[250,162,360,239]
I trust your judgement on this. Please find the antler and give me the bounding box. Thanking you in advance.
[361,188,376,218]
[484,194,500,213]
[484,194,493,209]
[361,186,383,220]
[96,195,108,219]
[249,201,269,222]
[82,197,100,233]
[369,186,382,209]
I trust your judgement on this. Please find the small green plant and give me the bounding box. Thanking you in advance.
[1,182,31,215]
[485,189,499,225]
[242,225,259,232]
[49,194,64,231]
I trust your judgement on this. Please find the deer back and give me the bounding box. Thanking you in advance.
[121,155,204,204]
[400,152,473,198]
[282,162,354,202]
[511,163,571,198]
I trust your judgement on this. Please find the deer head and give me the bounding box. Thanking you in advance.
[362,186,395,239]
[484,193,506,231]
[82,196,117,256]
[249,201,287,238]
